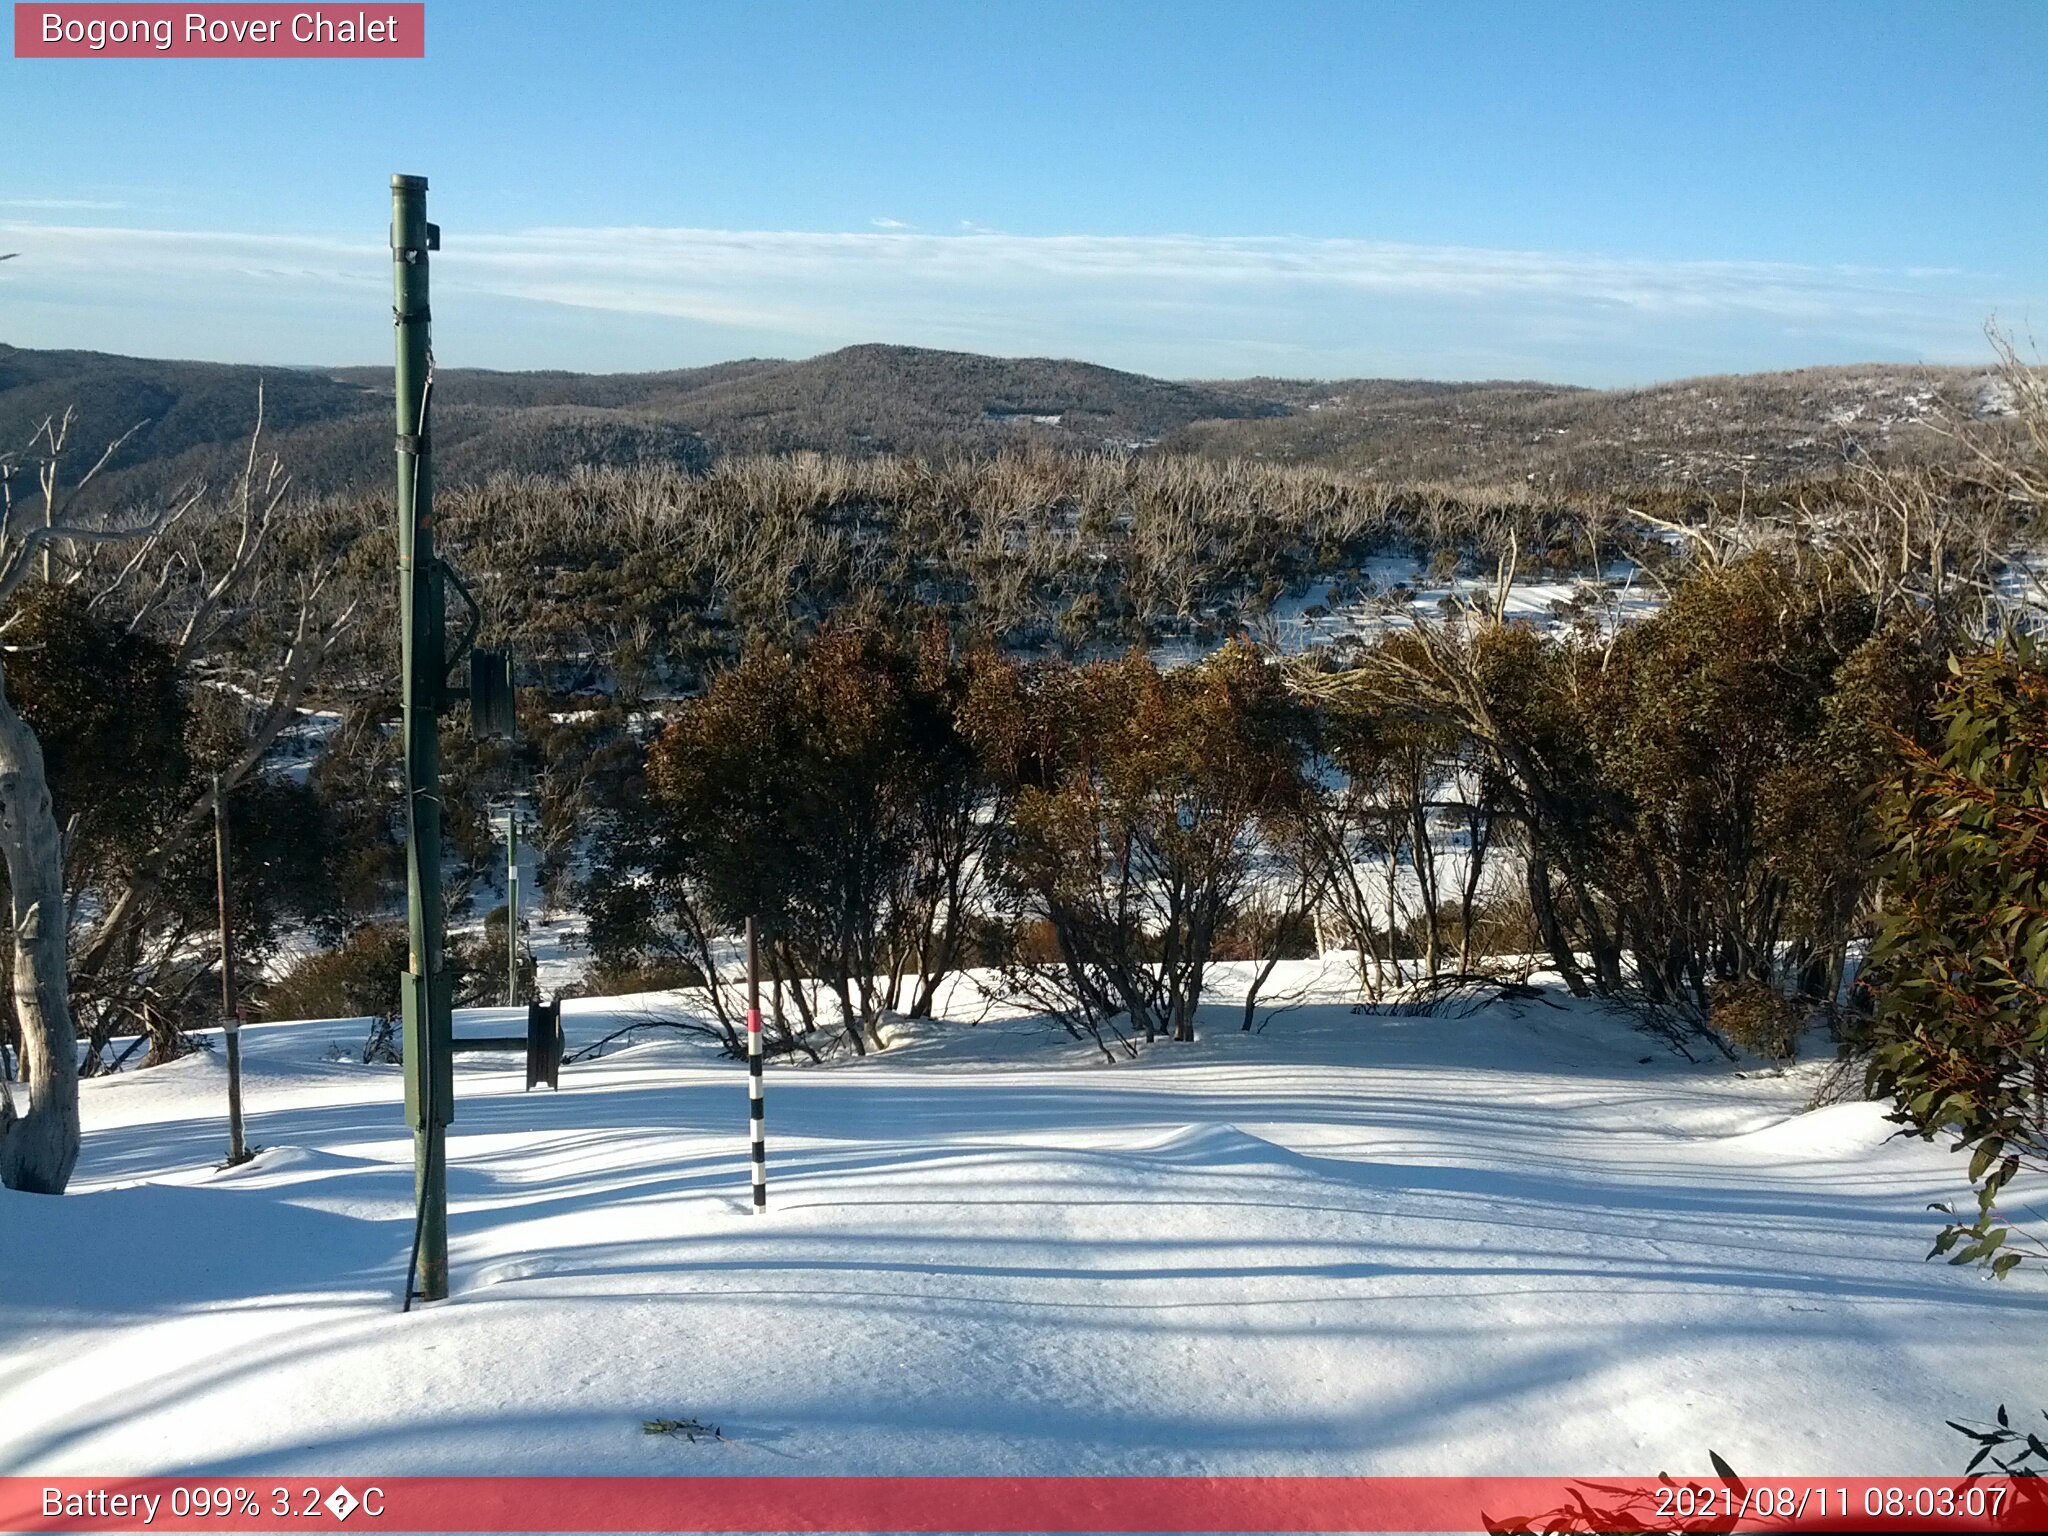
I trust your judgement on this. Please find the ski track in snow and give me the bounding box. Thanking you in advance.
[2,961,2039,1480]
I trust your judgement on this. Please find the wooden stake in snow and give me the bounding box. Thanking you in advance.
[213,774,249,1166]
[746,915,767,1212]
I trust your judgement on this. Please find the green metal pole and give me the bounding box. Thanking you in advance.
[393,173,451,1305]
[506,811,520,1007]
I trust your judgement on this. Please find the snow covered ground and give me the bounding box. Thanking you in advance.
[1132,556,1663,670]
[3,961,2037,1481]
[1262,558,1662,655]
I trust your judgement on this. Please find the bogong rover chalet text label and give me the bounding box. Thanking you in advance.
[14,3,425,57]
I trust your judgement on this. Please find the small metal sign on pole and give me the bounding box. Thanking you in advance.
[746,916,767,1213]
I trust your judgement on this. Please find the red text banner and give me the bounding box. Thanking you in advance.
[13,4,424,58]
[2,1475,2044,1533]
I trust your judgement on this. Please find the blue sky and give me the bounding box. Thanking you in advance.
[3,0,2044,384]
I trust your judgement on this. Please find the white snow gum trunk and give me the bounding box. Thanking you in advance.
[0,664,79,1194]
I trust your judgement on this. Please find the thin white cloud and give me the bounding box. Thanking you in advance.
[0,217,2026,381]
[445,225,2000,337]
[0,198,126,211]
[869,216,911,230]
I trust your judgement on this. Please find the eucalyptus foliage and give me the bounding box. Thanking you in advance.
[1867,638,2048,1277]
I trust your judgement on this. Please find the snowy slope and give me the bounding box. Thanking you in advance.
[2,963,2037,1480]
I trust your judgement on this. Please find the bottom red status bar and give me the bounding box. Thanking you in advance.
[6,1475,2043,1534]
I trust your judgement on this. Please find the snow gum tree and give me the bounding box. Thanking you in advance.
[1865,638,2048,1275]
[1575,556,1910,1011]
[0,413,184,1192]
[979,641,1305,1044]
[0,647,77,1192]
[0,403,356,1193]
[641,623,989,1053]
[1297,554,1936,1047]
[1292,690,1471,998]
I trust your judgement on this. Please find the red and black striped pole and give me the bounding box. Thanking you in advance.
[746,915,767,1212]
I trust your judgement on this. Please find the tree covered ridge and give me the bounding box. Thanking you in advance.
[0,341,2017,515]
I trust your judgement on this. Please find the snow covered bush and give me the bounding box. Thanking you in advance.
[261,924,409,1023]
[1709,978,1803,1061]
[573,955,707,999]
[452,905,538,1008]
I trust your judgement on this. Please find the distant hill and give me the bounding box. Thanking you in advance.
[1171,366,2002,493]
[0,340,2003,511]
[0,343,1276,510]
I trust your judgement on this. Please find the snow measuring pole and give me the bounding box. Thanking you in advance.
[394,173,453,1306]
[746,916,767,1211]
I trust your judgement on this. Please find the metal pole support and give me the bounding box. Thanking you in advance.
[393,172,452,1306]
